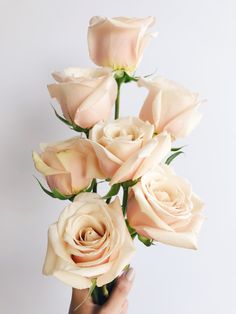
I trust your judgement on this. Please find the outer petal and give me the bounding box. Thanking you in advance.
[97,229,135,286]
[88,140,122,178]
[74,75,117,128]
[136,225,200,249]
[133,132,171,179]
[53,269,92,289]
[56,150,90,193]
[97,198,136,286]
[110,133,171,185]
[127,184,173,231]
[32,151,67,176]
[163,106,202,139]
[138,76,201,138]
[48,81,96,123]
[46,173,72,196]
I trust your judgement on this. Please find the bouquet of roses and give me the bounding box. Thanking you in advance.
[33,16,204,308]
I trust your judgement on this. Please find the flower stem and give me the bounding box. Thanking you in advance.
[122,185,129,216]
[92,180,97,193]
[91,280,116,306]
[115,79,122,120]
[102,285,109,298]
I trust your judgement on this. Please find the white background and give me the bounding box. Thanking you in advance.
[1,0,235,313]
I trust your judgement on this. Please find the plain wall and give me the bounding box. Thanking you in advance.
[1,0,235,313]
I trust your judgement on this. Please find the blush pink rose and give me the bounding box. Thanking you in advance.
[43,193,135,288]
[48,67,117,129]
[139,77,202,139]
[88,117,171,185]
[32,137,103,196]
[88,16,156,72]
[127,165,205,249]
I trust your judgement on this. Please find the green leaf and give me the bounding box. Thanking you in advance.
[122,178,139,189]
[165,151,184,165]
[171,145,186,152]
[138,234,154,247]
[102,183,121,199]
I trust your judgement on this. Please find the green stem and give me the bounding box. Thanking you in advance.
[115,79,122,120]
[91,287,100,305]
[91,279,117,305]
[93,180,97,193]
[102,285,109,298]
[122,186,129,216]
[106,197,111,204]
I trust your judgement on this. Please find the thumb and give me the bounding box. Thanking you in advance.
[102,268,135,313]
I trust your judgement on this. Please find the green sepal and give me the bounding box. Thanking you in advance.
[126,220,137,239]
[51,105,71,126]
[121,178,139,189]
[34,176,57,198]
[51,105,90,135]
[86,179,97,192]
[138,234,154,247]
[165,151,184,165]
[114,71,138,83]
[34,177,74,200]
[102,183,121,200]
[171,145,186,152]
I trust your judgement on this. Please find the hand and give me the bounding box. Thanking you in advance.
[68,268,135,314]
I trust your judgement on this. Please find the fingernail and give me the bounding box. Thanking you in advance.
[125,268,135,282]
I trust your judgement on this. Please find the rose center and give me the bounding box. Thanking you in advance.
[155,190,171,202]
[79,227,102,242]
[103,125,140,141]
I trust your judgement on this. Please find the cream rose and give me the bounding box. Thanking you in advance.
[139,77,202,139]
[32,137,103,196]
[48,67,117,129]
[127,165,204,249]
[88,16,156,72]
[43,193,135,288]
[88,117,171,184]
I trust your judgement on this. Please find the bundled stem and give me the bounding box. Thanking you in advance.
[91,280,116,306]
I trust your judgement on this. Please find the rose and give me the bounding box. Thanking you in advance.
[48,67,117,129]
[138,77,202,139]
[43,192,135,288]
[88,117,171,184]
[32,137,103,196]
[127,165,204,249]
[88,16,156,72]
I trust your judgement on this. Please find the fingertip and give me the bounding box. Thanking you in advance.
[123,267,135,283]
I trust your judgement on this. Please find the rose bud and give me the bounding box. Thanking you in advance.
[127,165,205,249]
[88,16,156,72]
[138,77,202,140]
[32,137,103,196]
[48,67,117,129]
